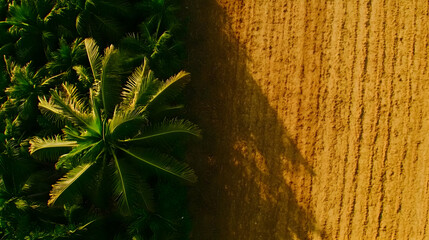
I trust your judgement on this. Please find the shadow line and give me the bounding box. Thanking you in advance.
[184,1,319,239]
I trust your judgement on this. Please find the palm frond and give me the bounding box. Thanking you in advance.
[112,152,131,213]
[137,177,155,212]
[76,9,91,37]
[46,38,86,75]
[77,1,125,43]
[118,147,197,183]
[92,14,122,39]
[100,44,122,116]
[89,89,103,134]
[133,64,160,109]
[120,59,151,109]
[48,162,96,206]
[61,83,90,114]
[112,152,149,215]
[109,106,147,140]
[17,94,38,121]
[38,90,93,131]
[0,140,32,194]
[73,65,93,87]
[29,135,77,161]
[38,95,70,127]
[42,2,60,23]
[119,119,200,146]
[56,140,103,170]
[84,38,102,81]
[119,33,148,55]
[62,125,85,141]
[6,62,35,99]
[40,72,66,87]
[144,71,190,114]
[45,89,97,134]
[150,31,172,59]
[149,104,184,119]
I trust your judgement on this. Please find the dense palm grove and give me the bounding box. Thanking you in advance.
[0,0,198,239]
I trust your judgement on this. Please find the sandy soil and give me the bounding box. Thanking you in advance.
[184,0,429,239]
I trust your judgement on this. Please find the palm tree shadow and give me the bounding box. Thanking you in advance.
[184,0,320,239]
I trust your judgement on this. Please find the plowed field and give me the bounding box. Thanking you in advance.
[185,1,429,239]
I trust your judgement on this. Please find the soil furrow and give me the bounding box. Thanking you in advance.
[185,0,429,239]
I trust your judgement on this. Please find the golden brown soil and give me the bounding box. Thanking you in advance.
[184,0,429,239]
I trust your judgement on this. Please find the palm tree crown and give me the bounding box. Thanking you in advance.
[29,38,199,215]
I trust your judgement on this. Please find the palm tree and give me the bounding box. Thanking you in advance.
[137,0,182,37]
[0,0,13,57]
[45,38,91,92]
[119,29,185,80]
[119,0,186,79]
[0,0,60,67]
[46,38,86,76]
[29,39,199,215]
[0,60,65,138]
[0,138,95,239]
[76,0,133,47]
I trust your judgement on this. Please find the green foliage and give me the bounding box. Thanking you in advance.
[76,0,132,47]
[1,0,59,66]
[0,0,194,239]
[30,39,198,238]
[30,38,198,203]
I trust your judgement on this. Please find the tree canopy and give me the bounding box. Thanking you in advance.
[0,0,196,239]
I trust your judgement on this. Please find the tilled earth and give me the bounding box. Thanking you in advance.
[185,1,429,239]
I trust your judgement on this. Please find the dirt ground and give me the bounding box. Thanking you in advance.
[184,0,429,239]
